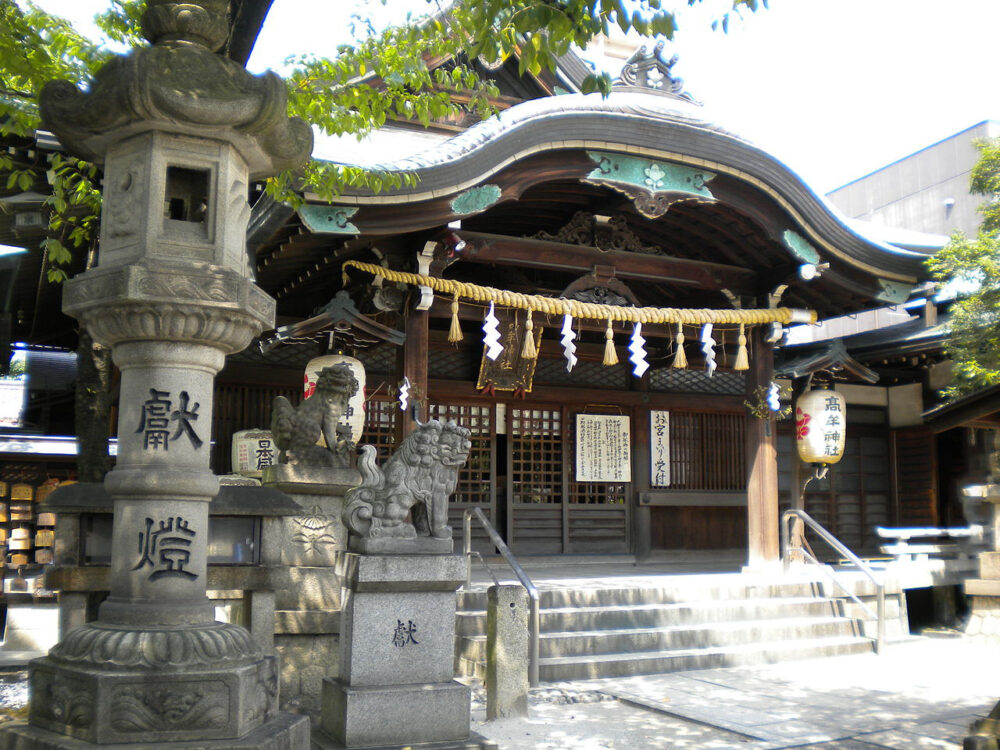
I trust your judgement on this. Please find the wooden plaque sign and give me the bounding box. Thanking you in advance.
[650,410,670,487]
[575,414,631,482]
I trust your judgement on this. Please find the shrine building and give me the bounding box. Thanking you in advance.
[214,48,936,565]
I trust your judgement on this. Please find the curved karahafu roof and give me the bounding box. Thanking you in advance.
[253,86,933,328]
[317,91,926,280]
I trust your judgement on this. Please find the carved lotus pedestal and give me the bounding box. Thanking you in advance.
[313,554,488,750]
[2,622,308,749]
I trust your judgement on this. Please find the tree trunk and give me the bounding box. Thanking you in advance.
[74,325,112,483]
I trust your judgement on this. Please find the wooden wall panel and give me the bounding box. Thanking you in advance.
[893,426,938,526]
[567,506,628,553]
[650,506,746,550]
[511,504,563,554]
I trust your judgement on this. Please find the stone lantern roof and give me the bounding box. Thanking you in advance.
[39,0,312,178]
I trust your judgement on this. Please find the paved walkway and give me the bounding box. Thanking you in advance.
[470,636,997,749]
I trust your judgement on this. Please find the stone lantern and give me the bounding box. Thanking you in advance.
[1,1,313,747]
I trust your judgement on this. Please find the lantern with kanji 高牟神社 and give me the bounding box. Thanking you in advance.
[796,389,847,465]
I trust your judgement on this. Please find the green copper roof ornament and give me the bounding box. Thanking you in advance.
[782,230,821,265]
[450,184,501,216]
[584,151,715,219]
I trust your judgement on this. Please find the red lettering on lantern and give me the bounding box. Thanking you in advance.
[795,407,811,439]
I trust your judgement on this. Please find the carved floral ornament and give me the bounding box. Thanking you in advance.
[584,152,716,219]
[341,260,816,380]
[533,211,661,254]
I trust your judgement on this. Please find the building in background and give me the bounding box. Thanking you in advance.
[826,120,1000,238]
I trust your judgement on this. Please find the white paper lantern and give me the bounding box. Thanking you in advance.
[231,429,276,477]
[305,354,366,444]
[796,389,847,465]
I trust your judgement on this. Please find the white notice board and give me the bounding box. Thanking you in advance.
[575,414,631,482]
[650,410,670,487]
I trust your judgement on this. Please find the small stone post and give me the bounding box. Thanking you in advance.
[486,585,530,720]
[963,431,1000,749]
[1,1,313,747]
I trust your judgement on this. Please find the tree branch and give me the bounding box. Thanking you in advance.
[0,85,34,101]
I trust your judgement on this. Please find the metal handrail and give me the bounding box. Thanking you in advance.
[781,508,886,654]
[463,507,540,687]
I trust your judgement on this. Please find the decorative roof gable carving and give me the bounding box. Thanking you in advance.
[614,42,698,103]
[530,211,662,255]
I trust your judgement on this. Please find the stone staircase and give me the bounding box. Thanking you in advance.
[455,574,908,682]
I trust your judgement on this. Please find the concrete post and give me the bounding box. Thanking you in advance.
[486,585,530,720]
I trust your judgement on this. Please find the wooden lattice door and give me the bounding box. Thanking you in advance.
[507,406,631,554]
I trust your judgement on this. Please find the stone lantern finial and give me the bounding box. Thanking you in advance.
[39,0,311,178]
[140,0,230,50]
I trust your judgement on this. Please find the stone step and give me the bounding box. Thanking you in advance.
[455,595,904,635]
[457,614,860,661]
[534,635,876,682]
[457,580,841,610]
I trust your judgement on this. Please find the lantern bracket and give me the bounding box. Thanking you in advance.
[415,241,436,311]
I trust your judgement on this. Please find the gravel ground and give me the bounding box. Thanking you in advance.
[0,672,28,727]
[469,683,751,749]
[0,673,27,711]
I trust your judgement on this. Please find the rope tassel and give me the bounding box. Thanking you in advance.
[603,318,619,366]
[521,310,538,359]
[672,324,687,369]
[448,294,463,343]
[734,323,749,371]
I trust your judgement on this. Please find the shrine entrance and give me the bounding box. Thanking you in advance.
[506,405,631,554]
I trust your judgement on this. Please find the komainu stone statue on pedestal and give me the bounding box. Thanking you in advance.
[316,419,480,748]
[342,419,472,553]
[271,363,359,468]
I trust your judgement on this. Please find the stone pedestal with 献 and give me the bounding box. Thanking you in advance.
[262,463,360,712]
[0,1,313,747]
[314,553,475,749]
[313,419,491,749]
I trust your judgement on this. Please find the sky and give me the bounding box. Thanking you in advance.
[26,0,1000,194]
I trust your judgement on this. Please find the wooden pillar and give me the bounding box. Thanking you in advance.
[632,402,652,561]
[745,326,779,567]
[397,303,429,440]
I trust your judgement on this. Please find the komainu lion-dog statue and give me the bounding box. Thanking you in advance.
[342,419,472,553]
[270,363,359,468]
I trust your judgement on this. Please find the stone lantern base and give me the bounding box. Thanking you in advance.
[0,622,309,749]
[1,713,308,750]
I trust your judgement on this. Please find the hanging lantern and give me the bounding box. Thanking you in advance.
[305,353,366,444]
[795,389,847,465]
[232,428,276,477]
